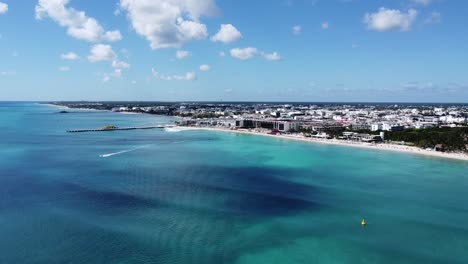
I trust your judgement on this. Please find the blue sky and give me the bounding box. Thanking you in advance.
[0,0,467,102]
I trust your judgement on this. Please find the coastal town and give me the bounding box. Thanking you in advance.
[53,102,468,156]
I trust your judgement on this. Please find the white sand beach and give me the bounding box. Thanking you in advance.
[43,103,468,162]
[178,126,468,162]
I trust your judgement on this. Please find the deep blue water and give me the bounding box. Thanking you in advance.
[1,102,468,264]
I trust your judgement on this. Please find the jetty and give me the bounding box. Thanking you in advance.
[67,125,171,133]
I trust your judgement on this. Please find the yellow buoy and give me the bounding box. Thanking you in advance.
[361,219,366,226]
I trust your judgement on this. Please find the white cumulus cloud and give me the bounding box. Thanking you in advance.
[99,69,126,82]
[211,24,242,43]
[101,69,123,82]
[152,68,197,81]
[262,52,281,61]
[199,64,210,71]
[88,44,116,62]
[292,25,302,35]
[176,50,190,59]
[35,0,122,42]
[230,47,258,60]
[119,0,218,49]
[321,22,329,29]
[231,48,282,61]
[112,60,130,69]
[0,2,8,14]
[61,52,79,60]
[364,7,418,32]
[88,44,129,82]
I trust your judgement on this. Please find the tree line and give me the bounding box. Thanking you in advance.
[384,127,468,151]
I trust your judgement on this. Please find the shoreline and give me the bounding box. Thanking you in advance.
[41,103,468,162]
[177,126,468,162]
[40,103,109,112]
[40,103,68,109]
[42,103,174,116]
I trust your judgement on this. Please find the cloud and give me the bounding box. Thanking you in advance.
[119,0,218,49]
[59,66,71,71]
[292,25,302,35]
[0,2,8,14]
[88,44,116,62]
[113,69,122,78]
[230,48,281,61]
[0,71,16,76]
[176,50,190,59]
[101,69,123,82]
[219,51,226,57]
[230,47,258,60]
[400,82,468,95]
[152,68,197,81]
[112,60,130,69]
[211,24,242,43]
[88,44,129,82]
[321,22,329,29]
[424,11,441,24]
[398,82,468,94]
[399,82,460,95]
[35,0,122,42]
[61,52,80,60]
[199,64,210,71]
[410,0,432,6]
[446,83,468,93]
[262,51,281,61]
[364,7,418,32]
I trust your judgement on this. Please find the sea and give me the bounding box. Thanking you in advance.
[1,102,468,264]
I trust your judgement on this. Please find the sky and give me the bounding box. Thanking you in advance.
[0,0,467,102]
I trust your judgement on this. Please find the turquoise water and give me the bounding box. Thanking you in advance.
[1,102,468,264]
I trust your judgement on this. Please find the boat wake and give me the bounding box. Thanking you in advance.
[99,145,151,158]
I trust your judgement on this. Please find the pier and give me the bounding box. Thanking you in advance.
[67,125,169,133]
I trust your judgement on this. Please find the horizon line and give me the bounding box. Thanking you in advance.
[2,100,468,105]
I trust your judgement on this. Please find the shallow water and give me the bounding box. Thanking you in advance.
[1,103,468,264]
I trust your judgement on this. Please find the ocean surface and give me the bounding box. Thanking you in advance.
[1,102,468,264]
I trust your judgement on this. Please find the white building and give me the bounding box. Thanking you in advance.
[371,123,382,131]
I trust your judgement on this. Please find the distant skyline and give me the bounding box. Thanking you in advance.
[0,0,467,102]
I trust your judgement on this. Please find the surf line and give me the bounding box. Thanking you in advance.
[99,145,151,158]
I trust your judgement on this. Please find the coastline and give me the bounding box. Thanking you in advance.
[42,103,173,116]
[40,103,108,112]
[177,126,468,162]
[40,103,68,109]
[42,103,468,162]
